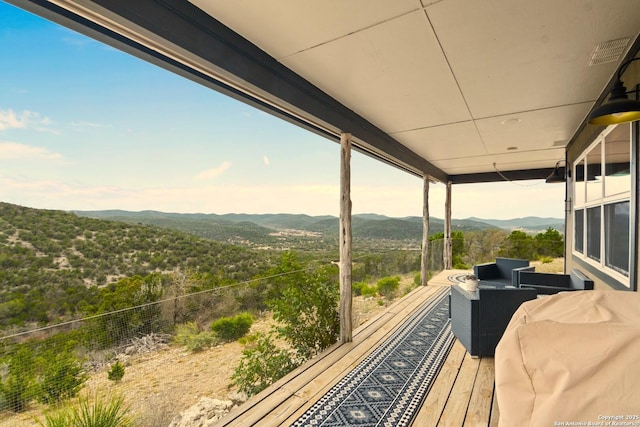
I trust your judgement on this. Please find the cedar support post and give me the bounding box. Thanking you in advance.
[444,181,453,270]
[339,133,353,343]
[421,175,430,286]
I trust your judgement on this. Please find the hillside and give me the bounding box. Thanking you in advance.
[1,202,564,328]
[0,202,275,328]
[466,216,564,232]
[75,210,337,250]
[75,210,563,249]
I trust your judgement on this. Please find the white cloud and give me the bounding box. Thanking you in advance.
[0,142,63,160]
[59,28,97,48]
[193,161,232,181]
[71,121,109,128]
[0,109,54,132]
[263,155,270,166]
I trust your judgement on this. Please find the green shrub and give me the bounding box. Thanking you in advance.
[107,361,125,383]
[174,322,199,343]
[238,333,260,346]
[361,284,378,297]
[187,331,217,352]
[413,272,421,286]
[231,332,299,396]
[540,256,553,264]
[353,281,377,297]
[39,409,73,427]
[376,276,400,297]
[210,313,254,342]
[352,281,366,296]
[38,350,87,404]
[0,346,37,412]
[174,322,217,352]
[268,263,339,360]
[38,393,134,427]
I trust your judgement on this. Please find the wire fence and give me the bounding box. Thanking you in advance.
[0,241,446,426]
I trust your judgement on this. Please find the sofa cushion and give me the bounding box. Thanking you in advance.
[474,258,531,287]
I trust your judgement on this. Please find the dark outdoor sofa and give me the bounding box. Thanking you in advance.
[517,269,594,295]
[473,257,534,287]
[450,285,537,357]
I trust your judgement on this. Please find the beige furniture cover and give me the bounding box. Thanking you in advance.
[495,290,640,426]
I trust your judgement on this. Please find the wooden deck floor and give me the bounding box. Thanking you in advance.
[215,270,499,427]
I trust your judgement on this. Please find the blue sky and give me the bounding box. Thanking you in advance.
[0,1,564,219]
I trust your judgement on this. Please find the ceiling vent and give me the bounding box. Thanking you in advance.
[588,38,631,66]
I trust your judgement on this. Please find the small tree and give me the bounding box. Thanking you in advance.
[231,332,299,396]
[38,350,87,404]
[376,276,400,297]
[86,274,166,349]
[499,230,534,260]
[267,253,339,360]
[107,361,125,384]
[431,231,468,268]
[0,346,37,412]
[233,252,346,397]
[534,227,564,258]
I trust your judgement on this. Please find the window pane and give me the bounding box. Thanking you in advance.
[574,159,585,206]
[604,123,631,197]
[605,201,629,276]
[586,142,602,202]
[586,206,601,261]
[575,209,584,254]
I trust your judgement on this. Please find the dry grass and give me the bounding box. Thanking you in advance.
[0,276,414,427]
[530,257,565,273]
[1,266,566,426]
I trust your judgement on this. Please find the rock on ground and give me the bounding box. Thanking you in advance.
[168,397,235,427]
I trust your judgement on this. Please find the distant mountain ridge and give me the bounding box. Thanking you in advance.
[74,210,563,249]
[465,216,564,232]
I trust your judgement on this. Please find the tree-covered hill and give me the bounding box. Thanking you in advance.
[75,210,529,248]
[72,210,279,246]
[0,202,275,327]
[75,210,339,249]
[466,216,564,232]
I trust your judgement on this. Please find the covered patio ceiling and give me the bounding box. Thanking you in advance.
[9,0,640,184]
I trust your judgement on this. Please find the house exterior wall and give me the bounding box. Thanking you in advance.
[565,58,640,292]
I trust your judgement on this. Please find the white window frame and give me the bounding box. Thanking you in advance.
[572,124,631,287]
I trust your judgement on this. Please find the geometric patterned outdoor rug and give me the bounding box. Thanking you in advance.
[292,286,453,427]
[447,272,470,284]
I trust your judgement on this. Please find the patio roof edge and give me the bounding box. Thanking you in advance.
[449,167,558,184]
[7,0,447,182]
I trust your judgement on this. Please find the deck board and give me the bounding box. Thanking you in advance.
[438,353,480,426]
[489,384,500,427]
[411,340,467,425]
[214,270,498,427]
[465,357,495,426]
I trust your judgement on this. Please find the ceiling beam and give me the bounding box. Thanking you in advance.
[449,168,558,184]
